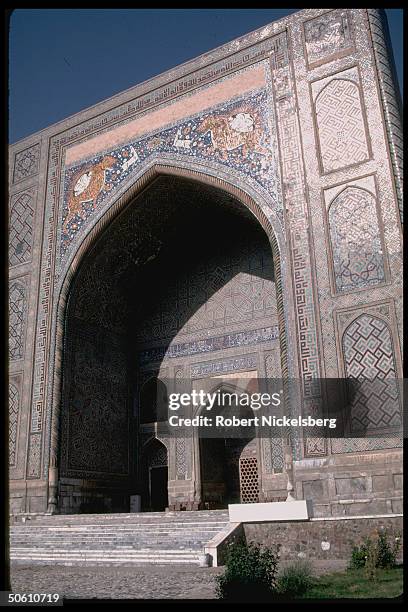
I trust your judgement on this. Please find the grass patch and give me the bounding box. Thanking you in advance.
[298,567,403,599]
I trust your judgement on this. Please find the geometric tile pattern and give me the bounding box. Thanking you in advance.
[175,438,187,478]
[264,352,284,473]
[59,322,130,479]
[27,433,42,478]
[175,370,188,478]
[13,143,40,183]
[270,32,325,457]
[304,9,353,66]
[342,314,401,433]
[9,280,27,361]
[331,436,402,454]
[271,437,284,474]
[9,192,35,267]
[262,439,272,473]
[136,237,277,344]
[9,383,19,466]
[315,78,369,173]
[343,314,395,378]
[329,187,385,292]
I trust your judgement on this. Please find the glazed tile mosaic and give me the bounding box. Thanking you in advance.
[61,89,278,260]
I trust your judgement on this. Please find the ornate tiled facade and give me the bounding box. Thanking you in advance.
[8,9,402,517]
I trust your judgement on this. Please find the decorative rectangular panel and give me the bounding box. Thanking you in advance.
[9,277,28,361]
[9,189,36,267]
[312,67,370,173]
[304,9,353,67]
[13,143,41,183]
[325,177,386,293]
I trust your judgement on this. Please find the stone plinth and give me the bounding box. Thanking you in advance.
[228,500,310,523]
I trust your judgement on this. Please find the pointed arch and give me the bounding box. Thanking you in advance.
[45,159,294,512]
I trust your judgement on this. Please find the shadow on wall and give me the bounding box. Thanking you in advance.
[58,175,277,513]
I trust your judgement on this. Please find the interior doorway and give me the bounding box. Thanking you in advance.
[149,466,168,511]
[142,439,168,511]
[199,393,258,508]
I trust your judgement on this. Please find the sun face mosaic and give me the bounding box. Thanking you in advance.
[61,89,278,259]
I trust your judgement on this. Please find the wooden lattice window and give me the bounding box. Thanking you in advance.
[239,456,259,503]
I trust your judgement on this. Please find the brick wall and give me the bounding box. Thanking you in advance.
[244,515,403,560]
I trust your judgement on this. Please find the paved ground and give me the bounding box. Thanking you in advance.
[10,560,348,600]
[10,565,223,600]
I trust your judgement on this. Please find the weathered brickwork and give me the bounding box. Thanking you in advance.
[8,9,402,516]
[244,515,403,560]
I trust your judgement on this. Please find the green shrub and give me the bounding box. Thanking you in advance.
[364,537,379,581]
[376,529,401,569]
[215,540,280,601]
[349,528,401,572]
[277,559,314,595]
[350,539,370,569]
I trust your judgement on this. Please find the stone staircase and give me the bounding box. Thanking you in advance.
[9,510,230,566]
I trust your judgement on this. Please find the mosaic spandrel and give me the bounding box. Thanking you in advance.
[61,89,278,259]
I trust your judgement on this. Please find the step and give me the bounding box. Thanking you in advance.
[11,549,201,555]
[10,559,201,565]
[12,511,229,523]
[11,523,228,531]
[9,510,229,566]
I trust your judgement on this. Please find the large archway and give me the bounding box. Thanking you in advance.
[51,169,291,514]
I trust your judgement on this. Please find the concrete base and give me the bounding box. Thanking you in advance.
[204,522,243,567]
[228,500,311,523]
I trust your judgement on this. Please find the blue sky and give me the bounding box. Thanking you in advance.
[9,9,403,144]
